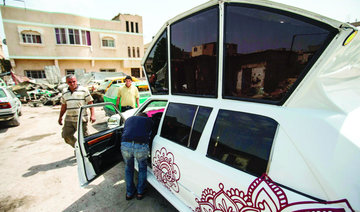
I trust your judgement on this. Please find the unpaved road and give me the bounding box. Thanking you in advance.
[0,104,177,212]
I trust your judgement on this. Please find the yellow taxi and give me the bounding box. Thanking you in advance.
[97,76,149,93]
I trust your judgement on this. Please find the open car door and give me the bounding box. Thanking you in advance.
[76,102,125,186]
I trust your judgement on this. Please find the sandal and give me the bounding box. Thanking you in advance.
[136,193,144,200]
[126,193,135,201]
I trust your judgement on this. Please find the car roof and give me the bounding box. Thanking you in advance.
[104,76,126,80]
[142,0,360,112]
[104,76,139,80]
[142,0,355,64]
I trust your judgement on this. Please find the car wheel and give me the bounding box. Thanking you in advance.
[18,109,22,116]
[10,112,20,126]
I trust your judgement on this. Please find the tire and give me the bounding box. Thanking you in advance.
[18,109,22,116]
[10,112,20,126]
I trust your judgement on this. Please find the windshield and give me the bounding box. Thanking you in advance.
[0,88,6,98]
[98,81,111,91]
[105,86,120,97]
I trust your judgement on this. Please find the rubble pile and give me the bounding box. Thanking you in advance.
[0,70,130,107]
[11,81,64,106]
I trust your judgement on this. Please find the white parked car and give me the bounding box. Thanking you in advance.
[0,86,22,126]
[75,0,359,211]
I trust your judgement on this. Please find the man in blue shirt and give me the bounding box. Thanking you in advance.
[121,112,154,200]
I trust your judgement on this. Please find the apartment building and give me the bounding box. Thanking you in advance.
[0,5,144,79]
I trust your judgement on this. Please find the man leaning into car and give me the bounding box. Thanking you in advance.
[121,112,154,200]
[58,74,96,148]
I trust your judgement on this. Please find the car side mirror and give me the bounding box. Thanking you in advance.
[107,114,121,129]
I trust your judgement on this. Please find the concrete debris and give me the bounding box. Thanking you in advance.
[44,66,61,84]
[0,71,128,106]
[10,81,63,105]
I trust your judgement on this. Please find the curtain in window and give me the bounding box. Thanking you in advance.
[55,28,60,44]
[86,31,91,45]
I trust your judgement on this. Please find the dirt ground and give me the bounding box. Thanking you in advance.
[0,104,177,212]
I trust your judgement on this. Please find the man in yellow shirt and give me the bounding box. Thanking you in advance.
[116,75,140,112]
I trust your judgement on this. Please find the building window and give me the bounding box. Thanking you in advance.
[68,29,74,44]
[144,30,168,94]
[170,7,219,97]
[55,28,91,46]
[81,30,86,45]
[161,103,212,150]
[55,28,67,44]
[131,22,134,32]
[137,47,140,58]
[74,29,80,44]
[126,21,129,32]
[131,68,140,78]
[128,47,131,57]
[102,38,115,47]
[135,22,139,33]
[100,69,115,72]
[207,110,278,177]
[223,4,336,104]
[21,32,42,44]
[86,31,91,45]
[25,70,46,79]
[132,47,135,58]
[65,69,75,75]
[68,29,81,45]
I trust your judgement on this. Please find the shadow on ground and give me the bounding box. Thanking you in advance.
[63,163,178,212]
[22,156,76,177]
[17,133,56,142]
[0,123,13,133]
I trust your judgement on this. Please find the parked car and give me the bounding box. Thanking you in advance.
[97,76,149,93]
[0,86,22,126]
[0,78,6,87]
[74,1,360,211]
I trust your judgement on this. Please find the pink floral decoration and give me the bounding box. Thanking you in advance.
[153,147,181,193]
[195,174,354,212]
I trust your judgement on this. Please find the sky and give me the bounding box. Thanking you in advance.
[1,0,359,44]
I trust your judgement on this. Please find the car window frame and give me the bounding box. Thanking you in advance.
[222,3,338,105]
[206,108,279,177]
[144,30,169,95]
[169,5,220,98]
[160,102,213,151]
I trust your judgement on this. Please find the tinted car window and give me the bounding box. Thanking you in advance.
[207,109,278,177]
[223,4,336,104]
[161,103,212,150]
[188,107,212,149]
[144,31,168,94]
[170,7,218,97]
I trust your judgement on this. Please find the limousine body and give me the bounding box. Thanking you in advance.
[75,0,359,211]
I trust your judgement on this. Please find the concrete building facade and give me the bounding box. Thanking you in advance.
[0,6,144,79]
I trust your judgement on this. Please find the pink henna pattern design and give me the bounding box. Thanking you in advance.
[152,147,181,193]
[195,174,354,212]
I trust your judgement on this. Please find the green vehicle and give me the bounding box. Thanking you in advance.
[103,82,151,114]
[0,78,6,87]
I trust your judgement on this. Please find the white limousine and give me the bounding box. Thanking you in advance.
[75,0,360,211]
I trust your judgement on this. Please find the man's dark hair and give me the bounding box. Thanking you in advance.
[125,75,132,81]
[137,112,148,117]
